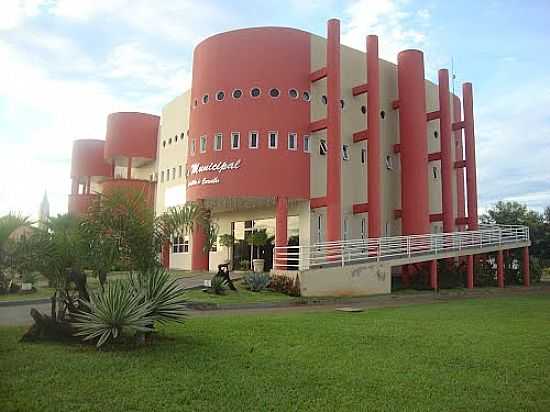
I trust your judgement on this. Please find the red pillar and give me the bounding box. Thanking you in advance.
[463,83,478,230]
[326,18,342,242]
[191,200,209,271]
[86,176,91,194]
[439,69,454,232]
[467,254,474,288]
[367,35,381,238]
[127,156,132,179]
[453,96,466,231]
[430,260,438,290]
[497,250,504,288]
[522,247,530,287]
[397,50,430,235]
[275,197,288,268]
[401,265,410,288]
[161,241,170,269]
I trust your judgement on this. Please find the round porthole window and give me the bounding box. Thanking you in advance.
[340,99,345,110]
[202,94,209,104]
[232,89,242,99]
[361,105,366,114]
[434,131,439,138]
[321,95,328,105]
[269,88,280,98]
[163,141,166,147]
[250,87,261,98]
[289,89,298,99]
[216,91,225,101]
[380,110,386,119]
[303,91,311,101]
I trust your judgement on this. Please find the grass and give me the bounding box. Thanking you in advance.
[2,295,550,411]
[185,281,295,304]
[0,287,55,302]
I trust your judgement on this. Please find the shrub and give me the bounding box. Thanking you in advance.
[22,271,39,285]
[210,275,227,295]
[269,274,301,297]
[438,260,465,289]
[72,280,154,347]
[242,272,271,292]
[239,259,250,271]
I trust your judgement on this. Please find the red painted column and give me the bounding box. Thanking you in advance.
[191,200,209,271]
[463,83,478,230]
[127,156,132,179]
[367,35,381,238]
[497,250,504,288]
[523,247,530,287]
[430,260,438,290]
[439,69,454,232]
[401,265,410,288]
[453,96,466,231]
[397,50,430,235]
[161,241,170,269]
[326,18,342,242]
[467,254,474,288]
[275,197,288,268]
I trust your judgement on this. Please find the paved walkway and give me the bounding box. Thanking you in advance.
[2,284,549,326]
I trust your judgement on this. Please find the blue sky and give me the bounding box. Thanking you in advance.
[1,0,549,219]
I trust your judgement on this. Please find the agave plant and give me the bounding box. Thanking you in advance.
[242,272,271,292]
[130,268,188,324]
[72,280,154,347]
[210,275,227,295]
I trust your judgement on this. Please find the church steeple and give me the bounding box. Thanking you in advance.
[39,191,50,229]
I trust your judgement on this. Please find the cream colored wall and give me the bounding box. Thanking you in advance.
[155,91,191,216]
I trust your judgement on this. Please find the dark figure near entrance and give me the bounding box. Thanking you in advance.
[216,263,236,291]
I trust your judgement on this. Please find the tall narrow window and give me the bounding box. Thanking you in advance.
[432,166,439,179]
[214,133,223,151]
[231,132,240,149]
[385,154,393,170]
[317,215,322,244]
[361,148,366,164]
[268,131,278,149]
[161,170,165,182]
[190,139,196,155]
[200,136,207,153]
[249,131,259,149]
[342,144,350,161]
[172,168,176,180]
[288,133,297,150]
[178,165,182,178]
[361,217,366,240]
[320,139,328,155]
[303,135,311,153]
[166,168,170,181]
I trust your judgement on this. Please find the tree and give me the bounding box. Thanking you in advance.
[246,229,269,259]
[0,214,31,292]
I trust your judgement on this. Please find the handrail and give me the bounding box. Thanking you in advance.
[273,224,529,271]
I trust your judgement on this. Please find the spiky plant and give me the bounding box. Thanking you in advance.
[242,272,271,292]
[72,280,154,347]
[210,275,227,295]
[130,268,188,324]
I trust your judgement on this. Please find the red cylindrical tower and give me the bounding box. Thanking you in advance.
[497,250,504,288]
[397,50,430,235]
[463,83,478,230]
[367,35,381,238]
[453,95,466,230]
[326,19,342,242]
[438,69,454,232]
[523,247,530,287]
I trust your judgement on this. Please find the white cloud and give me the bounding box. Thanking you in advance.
[341,0,429,63]
[0,0,46,30]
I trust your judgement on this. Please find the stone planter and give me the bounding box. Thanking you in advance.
[252,259,265,273]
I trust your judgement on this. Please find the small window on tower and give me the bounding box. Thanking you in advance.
[321,95,328,105]
[288,133,297,150]
[320,139,328,155]
[268,131,278,149]
[361,148,366,164]
[190,139,196,155]
[433,166,439,179]
[214,133,223,151]
[200,136,207,153]
[303,135,311,153]
[342,144,350,160]
[385,155,393,170]
[249,131,259,149]
[231,132,240,149]
[178,165,182,178]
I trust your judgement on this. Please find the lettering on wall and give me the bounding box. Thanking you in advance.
[187,159,241,188]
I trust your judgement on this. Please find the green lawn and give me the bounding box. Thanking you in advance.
[2,296,550,411]
[0,287,55,302]
[185,281,295,304]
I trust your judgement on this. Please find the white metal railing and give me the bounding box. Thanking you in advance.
[273,224,529,271]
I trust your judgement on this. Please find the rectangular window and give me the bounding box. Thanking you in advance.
[166,168,170,181]
[249,131,259,149]
[342,144,350,161]
[231,132,240,149]
[385,155,393,170]
[432,166,439,179]
[172,168,176,180]
[288,132,297,150]
[361,217,366,240]
[320,139,328,155]
[172,235,189,254]
[161,170,165,182]
[303,135,310,153]
[361,148,366,164]
[317,214,322,244]
[190,139,196,155]
[214,133,223,151]
[268,131,278,149]
[200,135,207,153]
[178,165,182,178]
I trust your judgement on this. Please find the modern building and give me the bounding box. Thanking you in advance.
[68,19,531,295]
